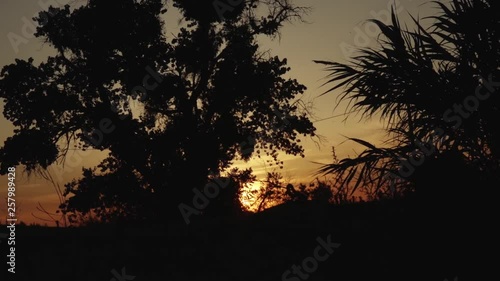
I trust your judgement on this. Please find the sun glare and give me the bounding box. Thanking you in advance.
[239,181,263,213]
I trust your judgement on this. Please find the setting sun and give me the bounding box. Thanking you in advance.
[239,181,262,213]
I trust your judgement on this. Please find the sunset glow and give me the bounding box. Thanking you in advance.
[0,0,416,225]
[239,180,262,213]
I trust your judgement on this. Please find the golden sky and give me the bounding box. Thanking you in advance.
[0,0,436,225]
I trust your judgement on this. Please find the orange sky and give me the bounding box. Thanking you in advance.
[0,0,436,225]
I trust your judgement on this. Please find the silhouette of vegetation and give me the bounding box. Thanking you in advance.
[315,0,500,201]
[0,0,316,224]
[247,168,360,212]
[1,2,481,280]
[201,167,256,218]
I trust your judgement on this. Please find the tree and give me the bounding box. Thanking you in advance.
[315,0,500,200]
[0,0,316,224]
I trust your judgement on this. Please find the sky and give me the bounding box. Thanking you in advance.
[0,0,437,225]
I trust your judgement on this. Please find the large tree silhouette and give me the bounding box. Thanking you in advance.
[0,0,315,223]
[315,0,499,200]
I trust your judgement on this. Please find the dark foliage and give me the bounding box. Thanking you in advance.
[315,0,500,201]
[0,0,314,224]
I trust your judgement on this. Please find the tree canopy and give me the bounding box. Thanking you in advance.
[0,0,316,224]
